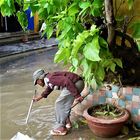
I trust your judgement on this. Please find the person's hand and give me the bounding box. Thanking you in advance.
[32,97,38,102]
[32,95,43,102]
[75,96,84,103]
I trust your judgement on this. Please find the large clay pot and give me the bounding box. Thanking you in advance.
[83,105,130,138]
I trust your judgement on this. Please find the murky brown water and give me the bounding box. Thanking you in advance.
[0,48,61,140]
[0,48,139,140]
[0,48,98,140]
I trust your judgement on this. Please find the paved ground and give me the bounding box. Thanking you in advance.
[0,38,58,58]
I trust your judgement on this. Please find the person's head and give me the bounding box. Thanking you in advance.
[33,69,45,87]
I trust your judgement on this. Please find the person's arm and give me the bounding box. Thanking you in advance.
[33,86,53,102]
[41,86,53,98]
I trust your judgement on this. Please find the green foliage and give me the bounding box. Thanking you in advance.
[136,40,140,52]
[1,0,139,87]
[128,20,140,52]
[127,0,134,10]
[128,21,140,39]
[0,0,15,16]
[91,104,124,119]
[91,0,104,16]
[16,11,28,31]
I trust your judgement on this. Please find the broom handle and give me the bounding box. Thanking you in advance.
[25,90,37,124]
[71,92,90,109]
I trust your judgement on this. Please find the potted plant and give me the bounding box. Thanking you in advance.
[83,103,130,138]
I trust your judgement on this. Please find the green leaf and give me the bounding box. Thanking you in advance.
[0,1,15,16]
[16,11,28,30]
[38,8,48,19]
[91,0,104,16]
[90,78,97,90]
[136,40,140,52]
[90,24,99,35]
[30,1,39,14]
[114,59,123,68]
[72,30,89,56]
[81,58,89,75]
[91,7,102,16]
[101,59,111,67]
[78,1,90,17]
[83,36,101,61]
[46,26,53,39]
[79,1,91,10]
[0,0,4,6]
[44,3,49,8]
[96,66,105,81]
[72,57,79,68]
[68,3,79,16]
[92,0,104,8]
[54,47,70,64]
[73,121,79,129]
[54,48,66,63]
[110,63,116,72]
[52,14,64,20]
[129,21,140,39]
[57,17,73,40]
[99,37,108,48]
[127,0,134,10]
[56,20,62,36]
[7,0,11,7]
[58,24,72,40]
[23,3,30,11]
[81,59,94,84]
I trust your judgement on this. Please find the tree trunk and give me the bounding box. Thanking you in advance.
[104,0,115,46]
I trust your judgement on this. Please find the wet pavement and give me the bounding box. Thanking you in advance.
[0,41,140,140]
[0,38,58,57]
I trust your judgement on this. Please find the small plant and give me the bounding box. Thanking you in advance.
[89,104,124,119]
[72,117,87,129]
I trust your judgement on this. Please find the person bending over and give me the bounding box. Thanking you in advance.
[32,69,85,136]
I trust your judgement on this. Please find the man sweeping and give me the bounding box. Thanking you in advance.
[32,69,85,136]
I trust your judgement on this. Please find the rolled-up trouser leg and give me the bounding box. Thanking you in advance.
[54,88,74,129]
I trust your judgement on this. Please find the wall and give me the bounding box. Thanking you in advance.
[73,85,140,128]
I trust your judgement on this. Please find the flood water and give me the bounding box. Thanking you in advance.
[0,48,61,140]
[0,48,97,140]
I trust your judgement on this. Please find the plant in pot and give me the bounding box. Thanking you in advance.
[83,103,130,138]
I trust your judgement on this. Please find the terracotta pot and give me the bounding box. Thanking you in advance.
[83,105,130,138]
